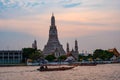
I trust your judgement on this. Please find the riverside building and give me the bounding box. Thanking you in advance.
[0,50,22,64]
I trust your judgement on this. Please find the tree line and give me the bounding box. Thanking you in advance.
[79,49,114,61]
[22,48,114,63]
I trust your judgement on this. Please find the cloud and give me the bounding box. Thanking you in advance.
[0,0,43,8]
[0,0,48,19]
[62,2,81,8]
[0,0,120,51]
[58,0,81,8]
[0,0,82,19]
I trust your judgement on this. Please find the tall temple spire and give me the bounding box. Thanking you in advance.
[51,13,55,26]
[32,40,37,50]
[75,40,78,53]
[43,14,65,57]
[49,13,58,40]
[66,42,70,53]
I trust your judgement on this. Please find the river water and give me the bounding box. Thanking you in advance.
[0,64,120,80]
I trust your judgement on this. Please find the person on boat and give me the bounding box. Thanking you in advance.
[39,58,48,70]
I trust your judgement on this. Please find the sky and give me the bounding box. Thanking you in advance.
[0,0,120,53]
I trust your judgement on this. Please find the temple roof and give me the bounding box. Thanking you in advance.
[108,48,120,57]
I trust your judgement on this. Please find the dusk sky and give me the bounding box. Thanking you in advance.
[0,0,120,53]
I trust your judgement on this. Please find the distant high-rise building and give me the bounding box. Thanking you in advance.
[43,14,65,57]
[32,40,37,50]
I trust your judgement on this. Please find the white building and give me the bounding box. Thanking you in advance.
[0,50,22,64]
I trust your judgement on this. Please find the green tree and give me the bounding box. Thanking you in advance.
[87,54,93,61]
[29,50,43,60]
[87,54,93,58]
[78,54,83,61]
[45,54,56,62]
[78,54,90,61]
[22,48,43,62]
[93,49,114,60]
[104,50,114,60]
[58,55,67,61]
[22,48,35,62]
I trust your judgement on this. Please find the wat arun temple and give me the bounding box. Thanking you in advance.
[43,14,66,57]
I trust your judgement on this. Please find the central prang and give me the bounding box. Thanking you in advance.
[43,14,65,57]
